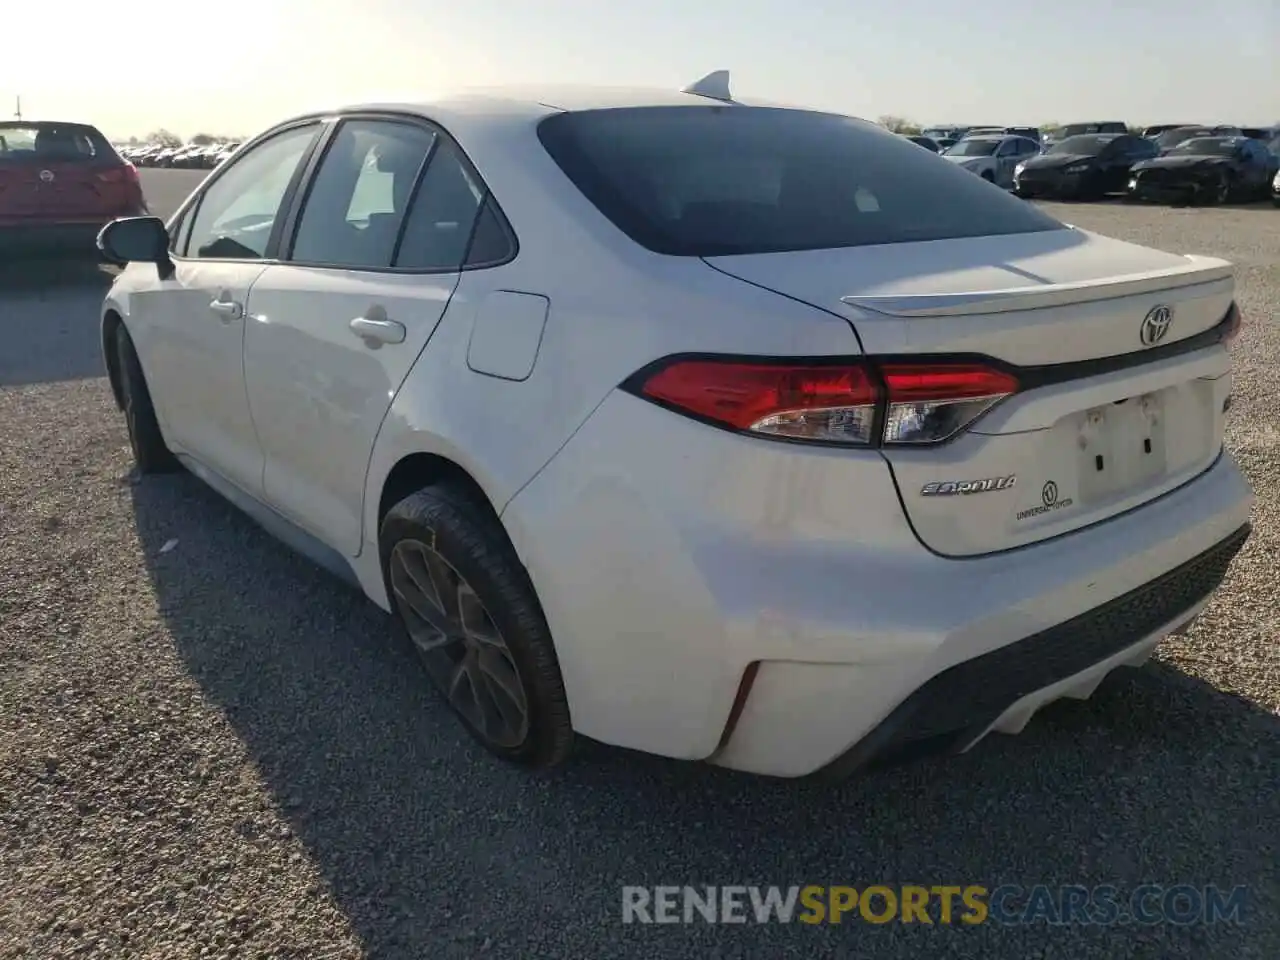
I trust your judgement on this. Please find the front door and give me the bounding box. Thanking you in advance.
[243,118,493,553]
[137,122,323,495]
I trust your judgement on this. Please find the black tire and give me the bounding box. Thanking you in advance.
[115,325,181,474]
[1207,172,1230,206]
[380,484,573,769]
[981,171,995,183]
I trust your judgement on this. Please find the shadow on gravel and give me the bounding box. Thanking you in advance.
[129,472,1280,960]
[0,259,114,387]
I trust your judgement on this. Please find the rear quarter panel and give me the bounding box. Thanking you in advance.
[359,102,864,583]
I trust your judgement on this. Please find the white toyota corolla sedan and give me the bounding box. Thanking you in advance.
[97,73,1253,778]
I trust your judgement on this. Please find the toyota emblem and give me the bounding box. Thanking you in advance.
[38,169,55,183]
[1140,305,1173,346]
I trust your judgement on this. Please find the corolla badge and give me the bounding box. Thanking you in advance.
[1140,304,1174,346]
[38,169,55,183]
[920,475,1017,497]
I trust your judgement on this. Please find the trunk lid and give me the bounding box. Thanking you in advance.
[706,228,1235,556]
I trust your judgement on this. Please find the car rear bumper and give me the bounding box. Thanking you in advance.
[503,391,1254,778]
[812,521,1249,777]
[0,216,144,256]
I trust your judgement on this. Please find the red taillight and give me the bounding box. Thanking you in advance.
[630,357,1018,446]
[880,363,1020,444]
[96,163,139,185]
[638,360,880,443]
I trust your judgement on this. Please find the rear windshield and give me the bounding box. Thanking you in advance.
[1049,135,1116,155]
[537,107,1064,257]
[0,122,114,163]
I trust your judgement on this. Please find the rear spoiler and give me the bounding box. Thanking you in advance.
[840,255,1233,318]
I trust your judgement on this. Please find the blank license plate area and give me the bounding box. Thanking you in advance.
[1075,391,1169,504]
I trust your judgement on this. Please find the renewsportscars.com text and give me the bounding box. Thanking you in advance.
[621,884,1248,926]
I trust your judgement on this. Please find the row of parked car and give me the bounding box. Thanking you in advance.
[116,141,241,169]
[905,123,1280,206]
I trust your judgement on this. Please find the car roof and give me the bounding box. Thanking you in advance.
[277,84,817,131]
[0,119,103,129]
[275,81,879,150]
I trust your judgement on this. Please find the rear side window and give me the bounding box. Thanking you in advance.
[538,107,1065,257]
[0,122,114,163]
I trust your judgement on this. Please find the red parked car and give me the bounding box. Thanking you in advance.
[0,120,147,259]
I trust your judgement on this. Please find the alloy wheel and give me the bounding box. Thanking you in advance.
[389,538,530,748]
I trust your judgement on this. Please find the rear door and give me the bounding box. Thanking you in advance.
[0,122,132,221]
[242,116,502,554]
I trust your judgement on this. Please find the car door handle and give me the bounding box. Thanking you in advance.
[349,315,406,346]
[210,298,243,321]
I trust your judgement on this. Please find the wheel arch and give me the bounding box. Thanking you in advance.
[376,451,503,538]
[102,309,125,410]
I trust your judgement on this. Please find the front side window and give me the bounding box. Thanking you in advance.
[184,124,319,259]
[289,119,437,269]
[538,107,1063,257]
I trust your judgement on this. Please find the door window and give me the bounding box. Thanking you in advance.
[289,119,437,269]
[183,124,319,260]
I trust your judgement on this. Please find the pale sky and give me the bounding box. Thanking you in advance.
[3,0,1276,140]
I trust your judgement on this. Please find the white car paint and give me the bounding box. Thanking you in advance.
[102,84,1252,778]
[942,135,1040,188]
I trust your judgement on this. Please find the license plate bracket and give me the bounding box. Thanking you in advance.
[1075,392,1168,504]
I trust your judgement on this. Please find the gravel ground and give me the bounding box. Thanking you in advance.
[0,174,1276,959]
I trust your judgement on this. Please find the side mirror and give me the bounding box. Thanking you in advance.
[97,216,174,277]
